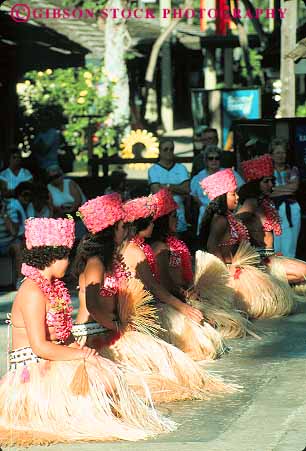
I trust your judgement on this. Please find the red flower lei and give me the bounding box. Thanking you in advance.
[21,263,73,342]
[130,236,159,280]
[226,212,250,243]
[166,236,193,284]
[262,198,282,236]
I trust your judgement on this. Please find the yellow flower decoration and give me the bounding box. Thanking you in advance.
[79,90,88,97]
[120,130,159,171]
[77,97,85,104]
[45,69,52,75]
[83,71,93,79]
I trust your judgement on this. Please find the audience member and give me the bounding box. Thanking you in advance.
[0,147,33,196]
[27,183,54,218]
[31,104,64,171]
[0,181,23,285]
[8,182,34,238]
[270,137,301,257]
[104,169,130,200]
[148,138,190,235]
[191,128,219,177]
[47,165,86,217]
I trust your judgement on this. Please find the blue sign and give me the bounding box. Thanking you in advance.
[295,124,306,179]
[222,89,261,148]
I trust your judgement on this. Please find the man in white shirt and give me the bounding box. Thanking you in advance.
[0,148,33,195]
[148,139,190,233]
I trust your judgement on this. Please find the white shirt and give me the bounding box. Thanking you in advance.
[0,168,33,191]
[148,163,189,232]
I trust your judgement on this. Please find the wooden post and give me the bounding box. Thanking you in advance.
[224,48,234,88]
[278,0,297,118]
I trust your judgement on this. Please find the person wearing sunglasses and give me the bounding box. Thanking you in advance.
[191,145,244,236]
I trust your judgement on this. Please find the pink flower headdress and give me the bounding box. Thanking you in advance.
[200,168,237,201]
[78,193,124,234]
[25,218,75,249]
[241,154,274,182]
[151,189,178,220]
[123,196,157,223]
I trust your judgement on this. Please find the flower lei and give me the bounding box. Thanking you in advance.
[261,198,282,236]
[226,212,250,244]
[21,263,73,342]
[130,236,159,280]
[100,254,132,297]
[166,236,193,283]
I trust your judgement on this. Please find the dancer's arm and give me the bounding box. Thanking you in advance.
[134,247,203,323]
[21,283,97,361]
[84,257,118,331]
[154,245,184,298]
[206,215,228,260]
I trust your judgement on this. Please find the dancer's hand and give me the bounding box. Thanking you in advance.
[180,303,203,323]
[80,346,98,360]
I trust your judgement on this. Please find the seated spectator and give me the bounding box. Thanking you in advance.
[191,145,244,236]
[191,128,219,177]
[148,138,189,235]
[270,137,301,258]
[0,147,33,197]
[27,183,54,218]
[8,182,34,238]
[0,181,23,285]
[104,169,131,200]
[193,125,208,156]
[47,165,86,217]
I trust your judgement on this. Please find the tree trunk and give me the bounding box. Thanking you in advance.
[278,0,297,117]
[103,0,131,126]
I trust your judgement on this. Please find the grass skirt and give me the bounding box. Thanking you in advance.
[73,325,237,405]
[228,242,296,319]
[157,304,225,361]
[0,347,175,447]
[187,251,260,340]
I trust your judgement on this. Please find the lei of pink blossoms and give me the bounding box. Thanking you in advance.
[130,236,160,281]
[166,236,193,284]
[21,263,73,342]
[262,198,282,236]
[226,212,250,243]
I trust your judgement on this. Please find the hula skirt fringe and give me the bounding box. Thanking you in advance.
[157,304,225,361]
[0,347,175,447]
[267,255,306,299]
[228,242,296,319]
[187,251,260,340]
[73,325,238,405]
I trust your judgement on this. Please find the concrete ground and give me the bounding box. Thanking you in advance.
[1,291,306,451]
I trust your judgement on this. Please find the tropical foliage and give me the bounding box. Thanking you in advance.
[17,65,125,161]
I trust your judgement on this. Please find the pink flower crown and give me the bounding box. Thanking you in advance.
[241,154,274,182]
[25,218,75,249]
[151,189,178,220]
[78,193,124,234]
[123,196,157,223]
[200,168,237,200]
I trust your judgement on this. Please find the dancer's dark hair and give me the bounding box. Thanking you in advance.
[23,246,70,270]
[238,180,262,204]
[73,225,117,276]
[149,214,170,243]
[199,193,228,249]
[126,216,153,240]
